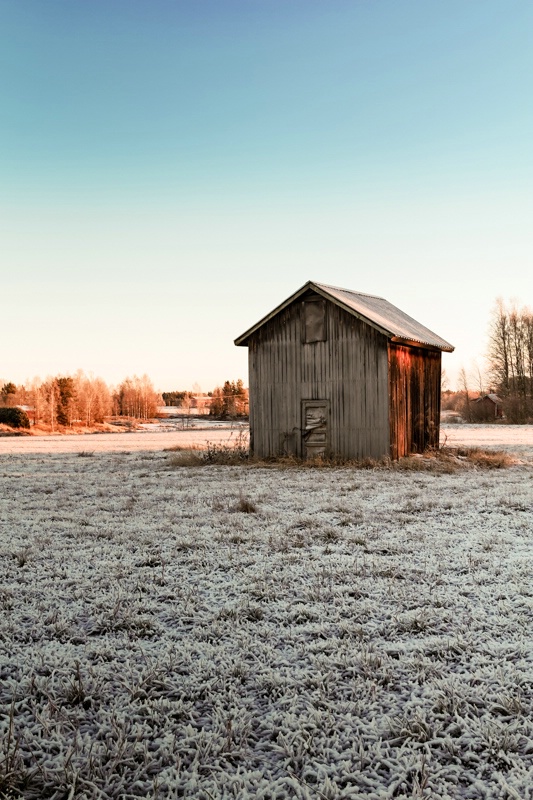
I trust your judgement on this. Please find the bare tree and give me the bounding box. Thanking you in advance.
[472,360,487,396]
[458,367,472,422]
[114,375,162,420]
[488,298,511,395]
[487,299,533,422]
[73,371,113,426]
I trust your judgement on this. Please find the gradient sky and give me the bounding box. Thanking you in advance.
[2,0,532,392]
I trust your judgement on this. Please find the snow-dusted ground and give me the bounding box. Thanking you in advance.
[441,424,533,461]
[2,421,532,458]
[0,423,247,455]
[1,430,532,798]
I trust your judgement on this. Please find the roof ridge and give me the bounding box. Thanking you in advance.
[235,279,454,351]
[313,281,385,301]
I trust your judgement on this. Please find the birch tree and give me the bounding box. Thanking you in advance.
[114,375,162,419]
[488,299,533,421]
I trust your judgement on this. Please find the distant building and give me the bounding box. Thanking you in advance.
[190,396,213,415]
[17,405,36,424]
[235,280,454,460]
[474,394,504,419]
[158,397,214,416]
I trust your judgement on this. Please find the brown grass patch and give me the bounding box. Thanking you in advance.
[168,449,205,467]
[165,444,205,466]
[395,446,516,473]
[0,423,31,437]
[394,452,460,474]
[164,444,202,452]
[167,445,517,472]
[264,447,518,472]
[257,454,386,470]
[455,447,516,469]
[167,440,249,467]
[232,494,257,513]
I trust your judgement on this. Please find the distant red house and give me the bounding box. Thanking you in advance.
[474,394,504,419]
[17,405,36,424]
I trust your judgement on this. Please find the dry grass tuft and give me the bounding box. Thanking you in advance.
[168,449,205,467]
[167,436,249,467]
[164,444,202,452]
[232,495,257,513]
[0,700,26,796]
[394,452,460,474]
[202,440,249,465]
[457,447,516,469]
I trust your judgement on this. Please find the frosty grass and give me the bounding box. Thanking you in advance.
[0,425,532,799]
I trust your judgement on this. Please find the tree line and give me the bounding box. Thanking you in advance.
[161,380,249,418]
[0,372,162,428]
[209,379,248,418]
[1,374,250,428]
[161,391,196,407]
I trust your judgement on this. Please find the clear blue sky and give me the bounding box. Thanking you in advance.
[2,0,532,391]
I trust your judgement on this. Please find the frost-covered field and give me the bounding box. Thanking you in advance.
[0,422,246,455]
[441,425,533,462]
[1,432,532,799]
[1,422,533,459]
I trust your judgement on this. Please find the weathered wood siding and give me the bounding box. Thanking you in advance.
[388,343,442,459]
[248,295,390,459]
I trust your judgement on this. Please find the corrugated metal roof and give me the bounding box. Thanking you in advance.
[235,280,454,351]
[314,282,455,351]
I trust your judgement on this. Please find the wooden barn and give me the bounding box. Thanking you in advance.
[474,393,504,420]
[235,281,454,460]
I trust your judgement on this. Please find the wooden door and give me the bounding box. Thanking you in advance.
[302,400,329,458]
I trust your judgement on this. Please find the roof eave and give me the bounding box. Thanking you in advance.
[234,280,316,346]
[390,336,455,353]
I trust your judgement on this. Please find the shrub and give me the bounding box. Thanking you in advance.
[203,439,249,464]
[168,441,249,467]
[0,407,30,429]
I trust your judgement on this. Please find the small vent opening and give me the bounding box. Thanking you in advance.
[303,300,326,343]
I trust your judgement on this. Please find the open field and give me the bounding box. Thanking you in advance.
[0,422,247,455]
[1,428,532,798]
[441,425,533,462]
[1,421,533,459]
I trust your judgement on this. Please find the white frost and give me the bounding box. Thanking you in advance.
[0,427,532,798]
